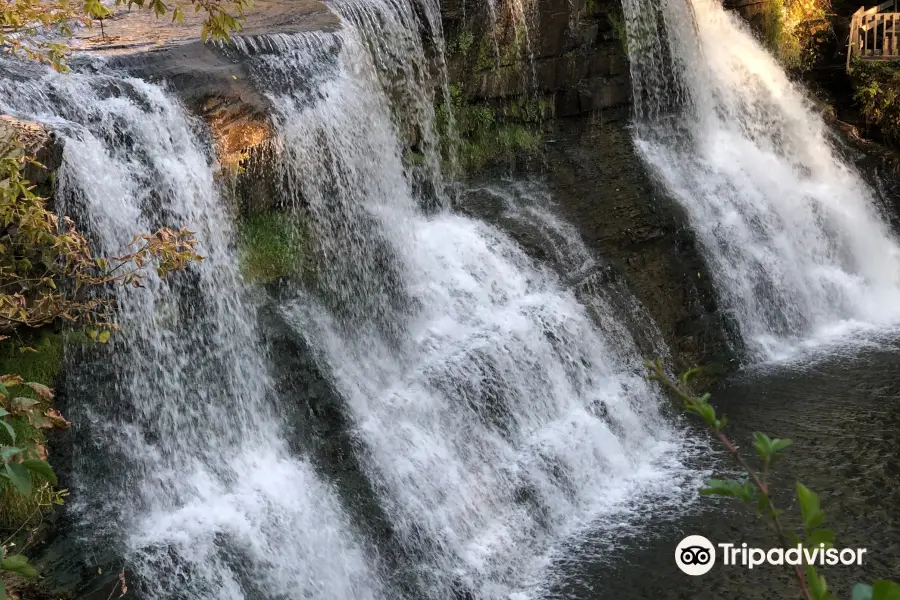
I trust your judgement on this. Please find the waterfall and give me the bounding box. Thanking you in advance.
[0,0,712,596]
[0,62,386,600]
[234,13,701,598]
[622,0,900,360]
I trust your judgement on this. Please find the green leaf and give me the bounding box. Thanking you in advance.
[807,528,835,548]
[685,399,717,429]
[4,462,32,496]
[753,431,773,461]
[872,580,900,600]
[0,420,15,444]
[1,554,37,578]
[97,330,111,344]
[0,381,9,398]
[0,447,24,462]
[854,584,874,600]
[796,482,825,531]
[678,367,704,384]
[0,578,5,600]
[806,564,829,600]
[771,438,793,453]
[25,382,52,399]
[22,459,57,485]
[0,407,8,417]
[13,397,39,409]
[701,478,755,503]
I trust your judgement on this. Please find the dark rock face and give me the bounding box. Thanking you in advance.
[443,0,630,119]
[531,119,733,369]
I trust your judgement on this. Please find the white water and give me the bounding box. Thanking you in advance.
[622,0,900,360]
[0,0,716,595]
[236,18,701,599]
[0,63,385,600]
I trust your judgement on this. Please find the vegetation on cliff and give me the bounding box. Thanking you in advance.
[851,60,900,147]
[237,212,312,284]
[436,83,545,174]
[761,0,832,70]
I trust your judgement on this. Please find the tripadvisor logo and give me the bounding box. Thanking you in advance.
[675,535,716,575]
[675,535,867,576]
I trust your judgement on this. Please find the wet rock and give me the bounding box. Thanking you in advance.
[443,0,630,119]
[0,115,63,190]
[528,117,735,370]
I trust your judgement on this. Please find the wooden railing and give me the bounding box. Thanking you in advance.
[848,0,900,70]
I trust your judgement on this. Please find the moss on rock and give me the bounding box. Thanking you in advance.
[437,83,544,174]
[0,330,63,390]
[236,212,311,284]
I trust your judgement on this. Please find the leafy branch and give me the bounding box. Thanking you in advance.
[646,359,899,600]
[0,375,66,600]
[2,0,252,71]
[1,135,203,339]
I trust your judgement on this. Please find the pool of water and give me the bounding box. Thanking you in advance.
[548,337,900,598]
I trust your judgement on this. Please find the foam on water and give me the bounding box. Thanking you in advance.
[234,19,702,599]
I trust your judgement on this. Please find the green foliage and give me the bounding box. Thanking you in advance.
[0,0,251,70]
[852,60,900,147]
[647,359,899,600]
[761,0,831,71]
[450,30,475,56]
[436,84,543,174]
[0,375,64,597]
[476,36,496,71]
[853,581,900,600]
[236,212,310,284]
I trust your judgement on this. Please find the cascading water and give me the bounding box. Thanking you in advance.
[0,62,385,599]
[0,0,716,595]
[233,12,702,598]
[622,0,900,359]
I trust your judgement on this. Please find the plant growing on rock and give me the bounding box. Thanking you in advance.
[762,0,832,71]
[851,60,900,147]
[1,136,203,337]
[0,374,66,600]
[647,359,900,600]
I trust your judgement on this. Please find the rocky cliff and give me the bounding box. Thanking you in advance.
[442,0,630,118]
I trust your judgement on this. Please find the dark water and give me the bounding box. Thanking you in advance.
[550,338,900,599]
